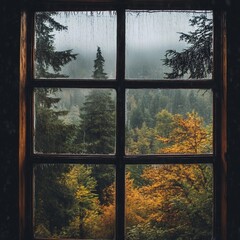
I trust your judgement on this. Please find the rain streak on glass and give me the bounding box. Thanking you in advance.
[126,10,213,80]
[34,11,117,79]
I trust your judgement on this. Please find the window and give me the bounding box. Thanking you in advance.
[20,1,225,239]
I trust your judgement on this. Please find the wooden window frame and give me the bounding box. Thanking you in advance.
[19,1,227,240]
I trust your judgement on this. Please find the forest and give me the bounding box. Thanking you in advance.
[34,11,213,239]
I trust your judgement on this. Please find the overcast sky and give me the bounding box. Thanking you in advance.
[49,10,212,79]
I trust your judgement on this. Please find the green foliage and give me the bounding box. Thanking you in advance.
[79,90,116,203]
[127,89,212,132]
[126,223,162,240]
[172,90,187,114]
[34,89,74,153]
[80,89,115,154]
[60,165,101,238]
[155,109,175,138]
[130,107,144,129]
[163,14,213,79]
[126,122,156,154]
[34,164,74,237]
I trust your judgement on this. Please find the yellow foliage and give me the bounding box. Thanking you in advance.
[156,111,212,154]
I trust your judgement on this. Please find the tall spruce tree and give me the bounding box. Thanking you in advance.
[81,47,114,153]
[163,14,213,79]
[92,46,108,79]
[79,47,115,203]
[81,90,115,154]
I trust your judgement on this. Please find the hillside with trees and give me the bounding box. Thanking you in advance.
[34,11,213,239]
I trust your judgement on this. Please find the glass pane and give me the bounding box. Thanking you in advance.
[34,88,116,154]
[125,164,213,239]
[34,11,116,79]
[126,89,213,154]
[126,10,213,80]
[34,164,115,239]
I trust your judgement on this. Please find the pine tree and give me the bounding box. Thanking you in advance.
[80,89,116,204]
[79,48,115,203]
[34,12,77,153]
[34,13,79,237]
[80,89,115,154]
[81,47,114,153]
[163,14,213,79]
[35,12,77,78]
[92,46,108,79]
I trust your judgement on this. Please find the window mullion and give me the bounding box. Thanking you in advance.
[116,7,126,240]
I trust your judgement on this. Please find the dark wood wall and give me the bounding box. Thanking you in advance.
[227,3,240,240]
[0,1,20,240]
[0,0,240,240]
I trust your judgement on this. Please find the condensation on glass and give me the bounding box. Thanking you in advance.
[34,164,115,239]
[125,89,213,154]
[125,164,213,239]
[126,10,213,80]
[33,88,116,154]
[34,11,117,79]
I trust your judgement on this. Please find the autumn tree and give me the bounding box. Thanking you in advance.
[100,171,154,239]
[138,164,213,240]
[35,164,110,239]
[60,165,104,239]
[156,110,212,154]
[101,164,212,240]
[124,112,212,239]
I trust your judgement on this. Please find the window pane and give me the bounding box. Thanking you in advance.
[126,89,213,154]
[34,164,115,239]
[125,164,213,239]
[34,11,116,79]
[126,10,213,80]
[34,88,116,154]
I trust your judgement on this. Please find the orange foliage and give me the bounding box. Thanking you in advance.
[140,164,213,228]
[97,111,213,238]
[156,111,212,154]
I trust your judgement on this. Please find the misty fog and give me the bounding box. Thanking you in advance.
[42,10,212,79]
